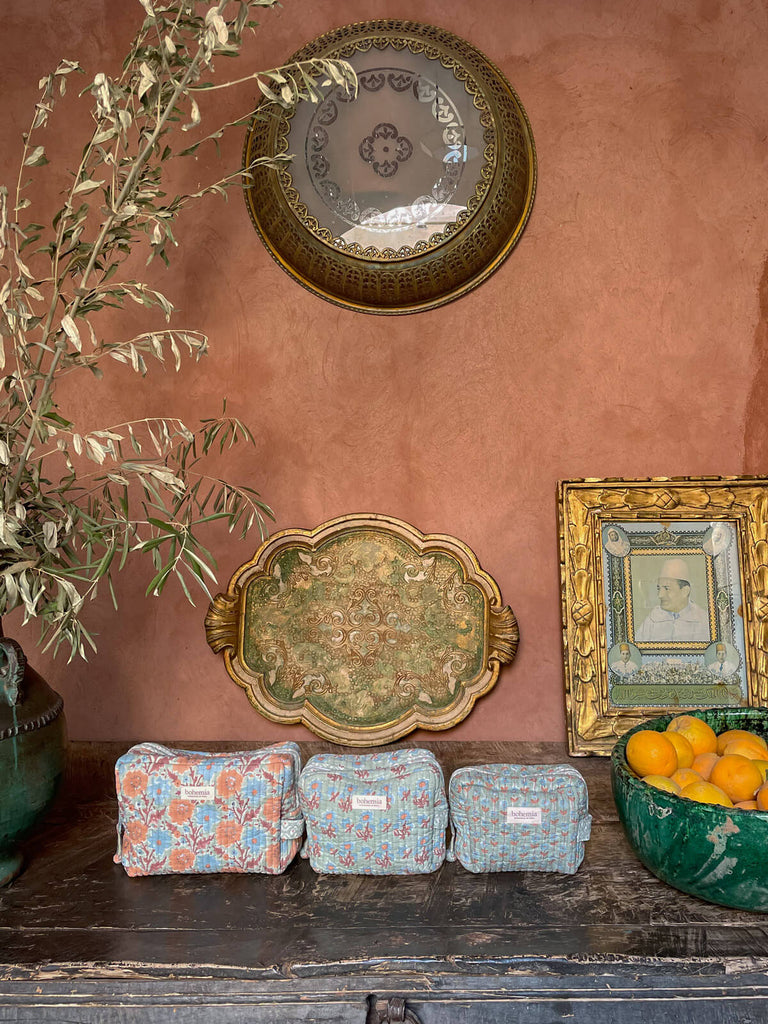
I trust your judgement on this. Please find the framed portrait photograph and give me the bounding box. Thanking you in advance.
[558,477,768,755]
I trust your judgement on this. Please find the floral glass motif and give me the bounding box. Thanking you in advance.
[297,55,475,251]
[242,20,537,313]
[304,63,467,243]
[357,122,414,179]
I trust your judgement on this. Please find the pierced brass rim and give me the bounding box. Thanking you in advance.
[243,20,536,315]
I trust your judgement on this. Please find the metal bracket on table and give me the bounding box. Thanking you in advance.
[367,995,424,1024]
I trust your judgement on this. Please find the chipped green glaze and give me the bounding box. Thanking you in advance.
[612,707,768,911]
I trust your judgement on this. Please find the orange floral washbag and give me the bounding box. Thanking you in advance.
[114,742,303,876]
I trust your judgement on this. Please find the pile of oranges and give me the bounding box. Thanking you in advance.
[625,715,768,809]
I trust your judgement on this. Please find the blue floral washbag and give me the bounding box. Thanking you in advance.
[114,742,304,876]
[298,748,448,875]
[447,763,592,874]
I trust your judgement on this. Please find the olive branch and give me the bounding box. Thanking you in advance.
[0,0,356,659]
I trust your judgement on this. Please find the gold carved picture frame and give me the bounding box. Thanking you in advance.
[559,477,768,756]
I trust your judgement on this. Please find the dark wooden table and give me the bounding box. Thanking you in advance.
[2,740,768,1023]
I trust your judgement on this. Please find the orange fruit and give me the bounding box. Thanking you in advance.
[671,768,700,789]
[642,774,681,794]
[752,759,768,782]
[626,730,678,778]
[716,729,768,756]
[735,800,758,810]
[666,715,718,756]
[756,783,768,811]
[723,738,767,760]
[691,752,719,781]
[679,780,733,807]
[709,754,763,803]
[665,731,694,768]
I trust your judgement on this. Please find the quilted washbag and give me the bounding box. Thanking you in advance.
[448,763,592,874]
[114,741,303,876]
[299,749,448,875]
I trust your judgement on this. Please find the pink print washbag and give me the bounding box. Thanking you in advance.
[114,742,303,876]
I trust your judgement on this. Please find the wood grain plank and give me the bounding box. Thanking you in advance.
[3,740,768,987]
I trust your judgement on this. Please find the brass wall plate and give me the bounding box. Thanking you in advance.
[206,514,518,745]
[243,20,536,314]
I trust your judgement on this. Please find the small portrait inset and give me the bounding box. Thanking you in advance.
[609,641,641,676]
[603,524,630,558]
[702,522,733,558]
[705,641,740,678]
[634,556,710,643]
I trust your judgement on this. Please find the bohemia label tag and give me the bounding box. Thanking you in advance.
[506,806,542,825]
[352,794,387,811]
[181,785,216,801]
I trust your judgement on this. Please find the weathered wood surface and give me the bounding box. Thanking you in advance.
[3,741,768,1022]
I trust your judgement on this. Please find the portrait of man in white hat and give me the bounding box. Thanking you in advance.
[609,642,639,676]
[634,557,710,642]
[707,641,739,677]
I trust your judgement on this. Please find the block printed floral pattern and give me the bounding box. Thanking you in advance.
[299,749,447,875]
[114,742,303,876]
[448,764,592,874]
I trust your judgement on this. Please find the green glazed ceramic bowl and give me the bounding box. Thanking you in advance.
[611,707,768,912]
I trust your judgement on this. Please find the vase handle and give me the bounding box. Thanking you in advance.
[0,638,26,707]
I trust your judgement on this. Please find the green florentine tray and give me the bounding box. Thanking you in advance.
[205,514,518,745]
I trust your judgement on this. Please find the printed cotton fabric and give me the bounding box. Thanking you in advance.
[448,763,592,874]
[114,742,303,876]
[299,749,448,874]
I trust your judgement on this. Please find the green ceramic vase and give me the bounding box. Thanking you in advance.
[612,707,768,912]
[0,638,67,886]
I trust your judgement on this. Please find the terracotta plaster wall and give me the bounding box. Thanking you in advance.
[2,0,767,741]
